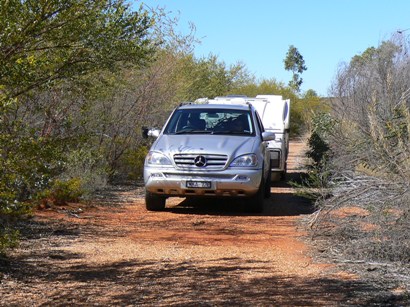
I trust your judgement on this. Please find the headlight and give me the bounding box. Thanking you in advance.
[146,151,172,166]
[230,154,258,167]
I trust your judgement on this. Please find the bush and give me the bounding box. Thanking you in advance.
[122,145,149,181]
[309,35,410,264]
[41,178,84,206]
[0,228,19,256]
[306,112,333,166]
[292,112,334,202]
[59,147,109,198]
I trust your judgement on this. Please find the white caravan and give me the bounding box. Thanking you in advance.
[206,95,290,181]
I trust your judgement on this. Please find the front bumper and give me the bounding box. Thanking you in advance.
[144,167,262,197]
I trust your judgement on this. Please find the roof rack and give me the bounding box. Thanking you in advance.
[179,101,194,106]
[225,94,248,98]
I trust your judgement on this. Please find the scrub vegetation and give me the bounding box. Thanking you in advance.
[304,34,410,266]
[0,1,320,254]
[1,2,409,301]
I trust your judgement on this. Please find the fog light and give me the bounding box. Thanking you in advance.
[235,175,249,181]
[150,173,164,178]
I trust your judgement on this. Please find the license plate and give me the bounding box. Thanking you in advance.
[186,181,211,188]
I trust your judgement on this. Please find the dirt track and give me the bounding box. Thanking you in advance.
[0,140,399,306]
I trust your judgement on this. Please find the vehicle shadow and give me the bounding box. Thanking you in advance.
[166,171,315,217]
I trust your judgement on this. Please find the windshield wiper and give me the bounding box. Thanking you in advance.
[211,130,250,135]
[175,130,211,134]
[232,131,251,135]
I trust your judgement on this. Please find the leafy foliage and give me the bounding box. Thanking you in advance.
[284,45,307,92]
[0,228,19,256]
[0,0,153,102]
[292,112,334,202]
[40,178,84,206]
[306,112,334,167]
[122,145,149,180]
[0,1,319,255]
[0,0,154,253]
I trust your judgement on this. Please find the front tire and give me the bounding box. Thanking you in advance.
[145,191,166,211]
[246,179,264,213]
[280,162,287,181]
[264,167,271,198]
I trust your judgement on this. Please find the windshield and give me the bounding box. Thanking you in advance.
[163,108,254,136]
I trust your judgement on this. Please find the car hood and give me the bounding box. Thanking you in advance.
[152,134,258,158]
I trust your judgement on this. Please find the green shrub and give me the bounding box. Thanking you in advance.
[46,178,84,205]
[0,192,31,255]
[306,112,334,177]
[61,148,109,197]
[292,112,335,201]
[306,131,330,166]
[122,145,149,180]
[0,228,19,256]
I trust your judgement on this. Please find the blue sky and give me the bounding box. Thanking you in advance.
[139,0,410,96]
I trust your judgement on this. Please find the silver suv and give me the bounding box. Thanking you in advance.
[143,102,275,212]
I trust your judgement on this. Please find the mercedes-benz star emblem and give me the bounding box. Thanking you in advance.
[194,155,207,167]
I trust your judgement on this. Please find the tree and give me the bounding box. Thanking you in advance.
[0,0,153,103]
[183,55,249,100]
[0,0,154,254]
[284,45,307,92]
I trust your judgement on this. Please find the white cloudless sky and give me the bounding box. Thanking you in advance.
[139,0,410,96]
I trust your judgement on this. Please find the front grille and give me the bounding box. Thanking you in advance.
[174,154,228,170]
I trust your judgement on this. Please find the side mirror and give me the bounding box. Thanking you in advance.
[262,131,275,142]
[142,127,160,139]
[142,127,149,139]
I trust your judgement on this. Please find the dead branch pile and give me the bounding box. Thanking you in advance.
[311,34,410,264]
